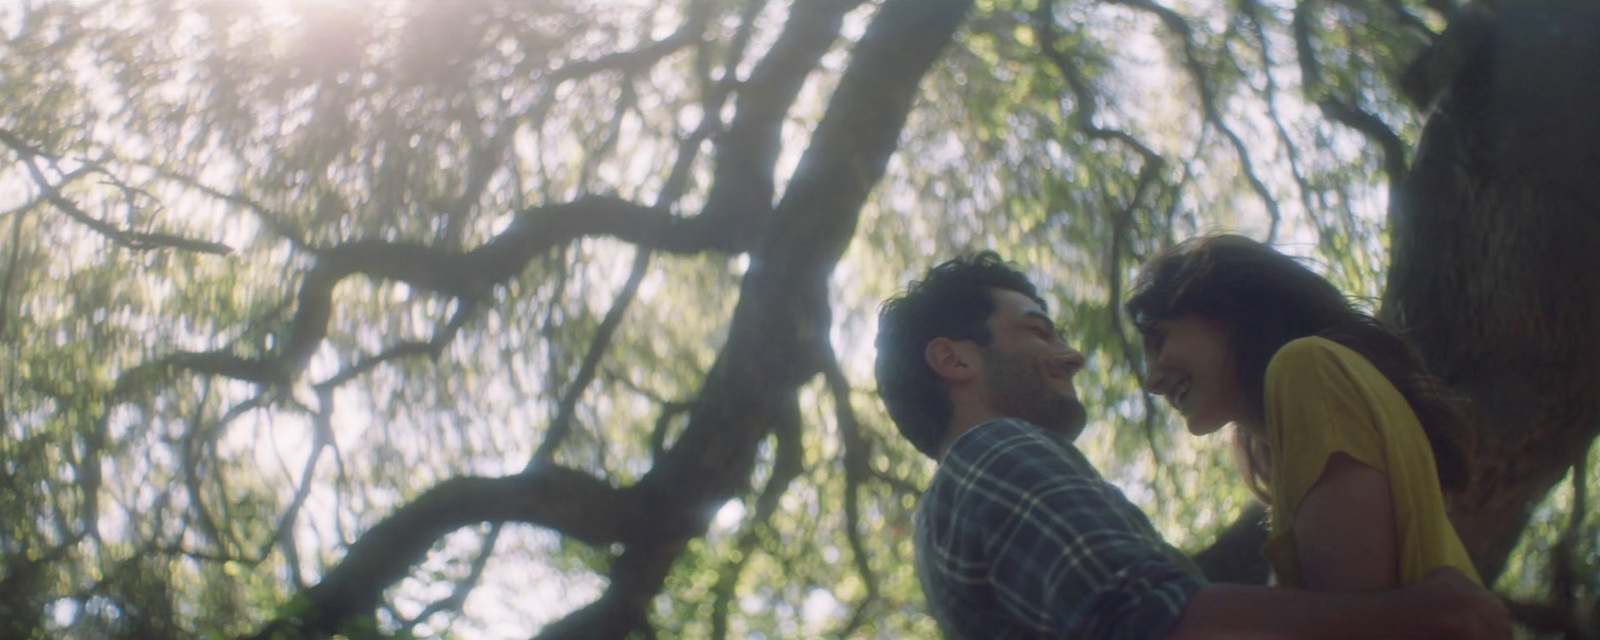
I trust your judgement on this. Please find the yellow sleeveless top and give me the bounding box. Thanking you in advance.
[1260,337,1480,587]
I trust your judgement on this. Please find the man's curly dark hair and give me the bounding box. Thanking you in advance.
[875,252,1044,458]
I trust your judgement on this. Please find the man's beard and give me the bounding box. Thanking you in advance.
[982,347,1089,440]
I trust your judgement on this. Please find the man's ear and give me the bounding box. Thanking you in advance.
[926,337,978,383]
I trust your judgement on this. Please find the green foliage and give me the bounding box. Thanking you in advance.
[0,0,1592,638]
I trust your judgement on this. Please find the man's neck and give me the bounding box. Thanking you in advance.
[937,406,1007,457]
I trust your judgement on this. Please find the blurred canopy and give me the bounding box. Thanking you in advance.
[1,0,1596,639]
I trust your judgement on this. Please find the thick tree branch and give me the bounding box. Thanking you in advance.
[243,2,975,637]
[535,1,977,638]
[698,0,866,251]
[138,196,714,390]
[1399,4,1493,109]
[1381,0,1600,580]
[248,466,626,640]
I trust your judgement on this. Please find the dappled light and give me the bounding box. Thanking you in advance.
[2,0,1597,638]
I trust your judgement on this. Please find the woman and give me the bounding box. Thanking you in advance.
[1125,234,1481,590]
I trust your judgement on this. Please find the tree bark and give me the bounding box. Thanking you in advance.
[1383,0,1600,581]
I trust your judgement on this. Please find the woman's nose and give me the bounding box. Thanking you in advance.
[1143,353,1171,394]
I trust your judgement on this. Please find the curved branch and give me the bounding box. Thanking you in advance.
[532,246,653,466]
[314,298,480,392]
[0,129,233,255]
[643,0,771,215]
[822,353,880,637]
[176,10,940,389]
[698,0,867,251]
[1101,164,1170,484]
[537,1,978,638]
[256,387,336,581]
[1293,1,1408,188]
[0,204,29,341]
[152,167,313,251]
[1240,0,1320,242]
[647,401,692,461]
[248,466,626,639]
[513,0,714,201]
[1102,0,1284,233]
[576,74,639,193]
[1036,0,1174,479]
[181,383,227,554]
[142,196,721,390]
[401,524,504,635]
[1032,1,1164,165]
[542,10,710,86]
[709,403,804,640]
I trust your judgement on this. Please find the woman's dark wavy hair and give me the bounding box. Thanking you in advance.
[1124,235,1475,499]
[875,252,1043,458]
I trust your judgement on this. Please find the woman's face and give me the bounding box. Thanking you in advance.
[1143,314,1251,436]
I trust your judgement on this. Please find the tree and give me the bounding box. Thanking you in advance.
[1,0,1595,639]
[1385,2,1600,633]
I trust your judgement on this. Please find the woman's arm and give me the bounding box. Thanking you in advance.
[1294,452,1399,590]
[1262,338,1403,590]
[1165,568,1510,640]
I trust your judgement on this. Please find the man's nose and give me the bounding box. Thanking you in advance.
[1053,348,1087,375]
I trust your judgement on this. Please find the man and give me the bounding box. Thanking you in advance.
[874,252,1511,640]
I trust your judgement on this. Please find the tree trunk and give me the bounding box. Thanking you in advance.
[1383,0,1600,581]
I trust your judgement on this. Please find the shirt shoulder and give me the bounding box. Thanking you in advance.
[1264,336,1398,439]
[1264,337,1394,507]
[920,418,1203,640]
[940,419,1105,491]
[1266,336,1366,379]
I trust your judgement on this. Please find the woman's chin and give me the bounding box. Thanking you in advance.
[1185,419,1227,436]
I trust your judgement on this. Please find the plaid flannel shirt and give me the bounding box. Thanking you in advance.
[916,418,1204,640]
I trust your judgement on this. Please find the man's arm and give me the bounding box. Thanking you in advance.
[944,422,1203,640]
[1166,567,1511,640]
[946,422,1508,640]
